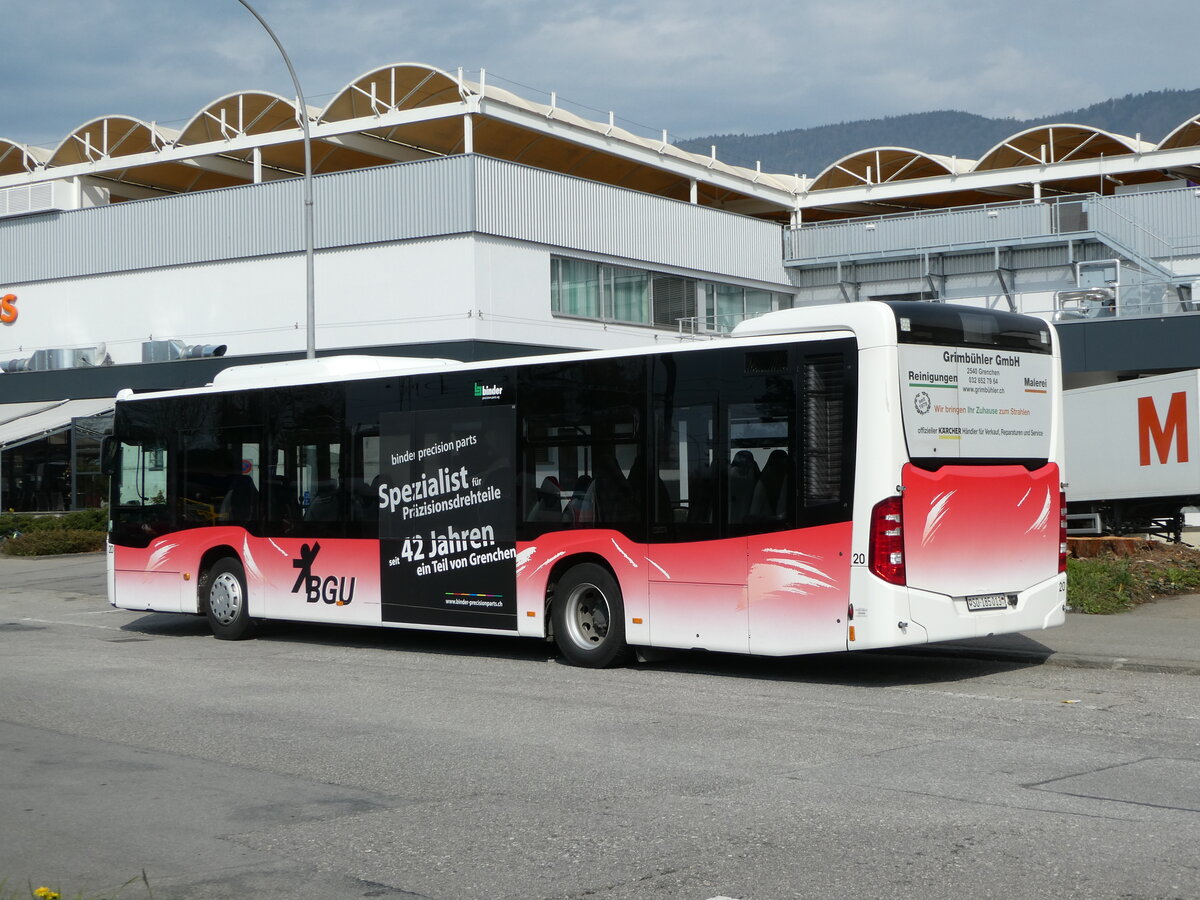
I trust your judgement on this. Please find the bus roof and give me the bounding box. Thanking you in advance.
[733,300,900,345]
[209,355,457,390]
[736,300,1056,356]
[113,325,859,404]
[111,301,1050,405]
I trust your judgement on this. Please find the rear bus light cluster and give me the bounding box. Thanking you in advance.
[869,495,906,586]
[1059,490,1068,574]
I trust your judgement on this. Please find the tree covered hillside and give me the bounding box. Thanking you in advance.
[675,88,1200,177]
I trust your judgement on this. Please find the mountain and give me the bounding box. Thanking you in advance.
[675,89,1200,178]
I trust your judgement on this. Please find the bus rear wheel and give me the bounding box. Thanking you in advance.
[552,563,631,668]
[202,557,256,640]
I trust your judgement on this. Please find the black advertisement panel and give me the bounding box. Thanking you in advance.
[377,404,517,629]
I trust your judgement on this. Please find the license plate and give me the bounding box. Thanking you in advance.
[965,593,1009,611]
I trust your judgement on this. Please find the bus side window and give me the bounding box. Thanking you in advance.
[800,352,853,518]
[518,357,645,538]
[299,442,342,522]
[262,448,301,533]
[653,404,715,528]
[118,442,168,507]
[266,386,347,538]
[726,396,795,532]
[111,440,171,544]
[349,431,382,527]
[519,428,638,529]
[278,440,344,533]
[179,428,262,529]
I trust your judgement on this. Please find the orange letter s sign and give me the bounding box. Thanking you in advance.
[0,293,15,325]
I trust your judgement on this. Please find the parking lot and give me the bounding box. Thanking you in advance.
[2,552,1199,899]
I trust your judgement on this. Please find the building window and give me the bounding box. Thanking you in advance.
[607,266,650,323]
[551,257,788,332]
[551,257,602,318]
[703,284,794,332]
[652,274,695,327]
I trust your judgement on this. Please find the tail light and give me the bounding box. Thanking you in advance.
[1059,490,1068,573]
[869,495,906,586]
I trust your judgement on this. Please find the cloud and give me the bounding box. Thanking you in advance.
[1,0,1196,147]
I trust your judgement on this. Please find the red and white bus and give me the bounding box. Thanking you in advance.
[106,300,1066,667]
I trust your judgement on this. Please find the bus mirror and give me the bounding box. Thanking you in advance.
[100,436,117,476]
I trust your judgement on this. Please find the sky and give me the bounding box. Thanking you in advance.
[2,0,1196,149]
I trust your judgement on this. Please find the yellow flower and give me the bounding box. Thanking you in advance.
[34,889,61,900]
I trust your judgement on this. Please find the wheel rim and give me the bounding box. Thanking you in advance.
[209,572,243,626]
[563,581,611,650]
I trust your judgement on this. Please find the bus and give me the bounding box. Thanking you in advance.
[105,300,1067,667]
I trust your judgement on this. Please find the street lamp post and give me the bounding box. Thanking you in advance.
[236,0,316,359]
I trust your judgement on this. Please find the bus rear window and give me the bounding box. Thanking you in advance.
[882,301,1052,355]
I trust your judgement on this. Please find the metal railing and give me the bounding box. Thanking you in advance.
[675,313,758,337]
[1021,277,1196,322]
[786,188,1200,272]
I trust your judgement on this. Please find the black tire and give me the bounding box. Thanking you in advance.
[201,557,256,640]
[551,563,631,668]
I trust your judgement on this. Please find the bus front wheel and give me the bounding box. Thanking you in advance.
[202,557,256,640]
[551,563,630,668]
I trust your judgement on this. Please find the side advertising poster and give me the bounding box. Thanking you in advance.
[377,406,517,629]
[898,345,1054,460]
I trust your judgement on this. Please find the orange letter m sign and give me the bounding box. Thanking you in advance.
[1138,391,1189,466]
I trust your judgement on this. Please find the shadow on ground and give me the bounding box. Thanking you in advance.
[119,611,1048,688]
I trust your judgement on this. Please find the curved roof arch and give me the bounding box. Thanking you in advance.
[321,62,466,123]
[810,147,973,191]
[975,123,1153,171]
[1157,114,1200,151]
[177,91,305,145]
[0,139,50,176]
[48,116,178,167]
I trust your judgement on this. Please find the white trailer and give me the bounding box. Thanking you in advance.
[1065,370,1200,539]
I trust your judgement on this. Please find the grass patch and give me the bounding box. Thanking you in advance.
[1068,542,1200,614]
[0,509,107,557]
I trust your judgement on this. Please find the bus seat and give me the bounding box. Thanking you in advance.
[563,475,592,525]
[527,476,563,522]
[219,474,259,524]
[685,463,715,524]
[728,450,759,523]
[629,454,673,525]
[589,454,636,523]
[350,479,377,521]
[305,479,340,521]
[750,449,792,522]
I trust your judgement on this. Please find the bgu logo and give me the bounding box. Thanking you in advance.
[291,541,356,605]
[0,294,15,325]
[1138,391,1189,466]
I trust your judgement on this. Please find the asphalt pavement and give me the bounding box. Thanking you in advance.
[2,550,1198,675]
[909,590,1200,675]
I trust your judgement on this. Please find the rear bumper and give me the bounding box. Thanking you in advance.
[908,572,1067,641]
